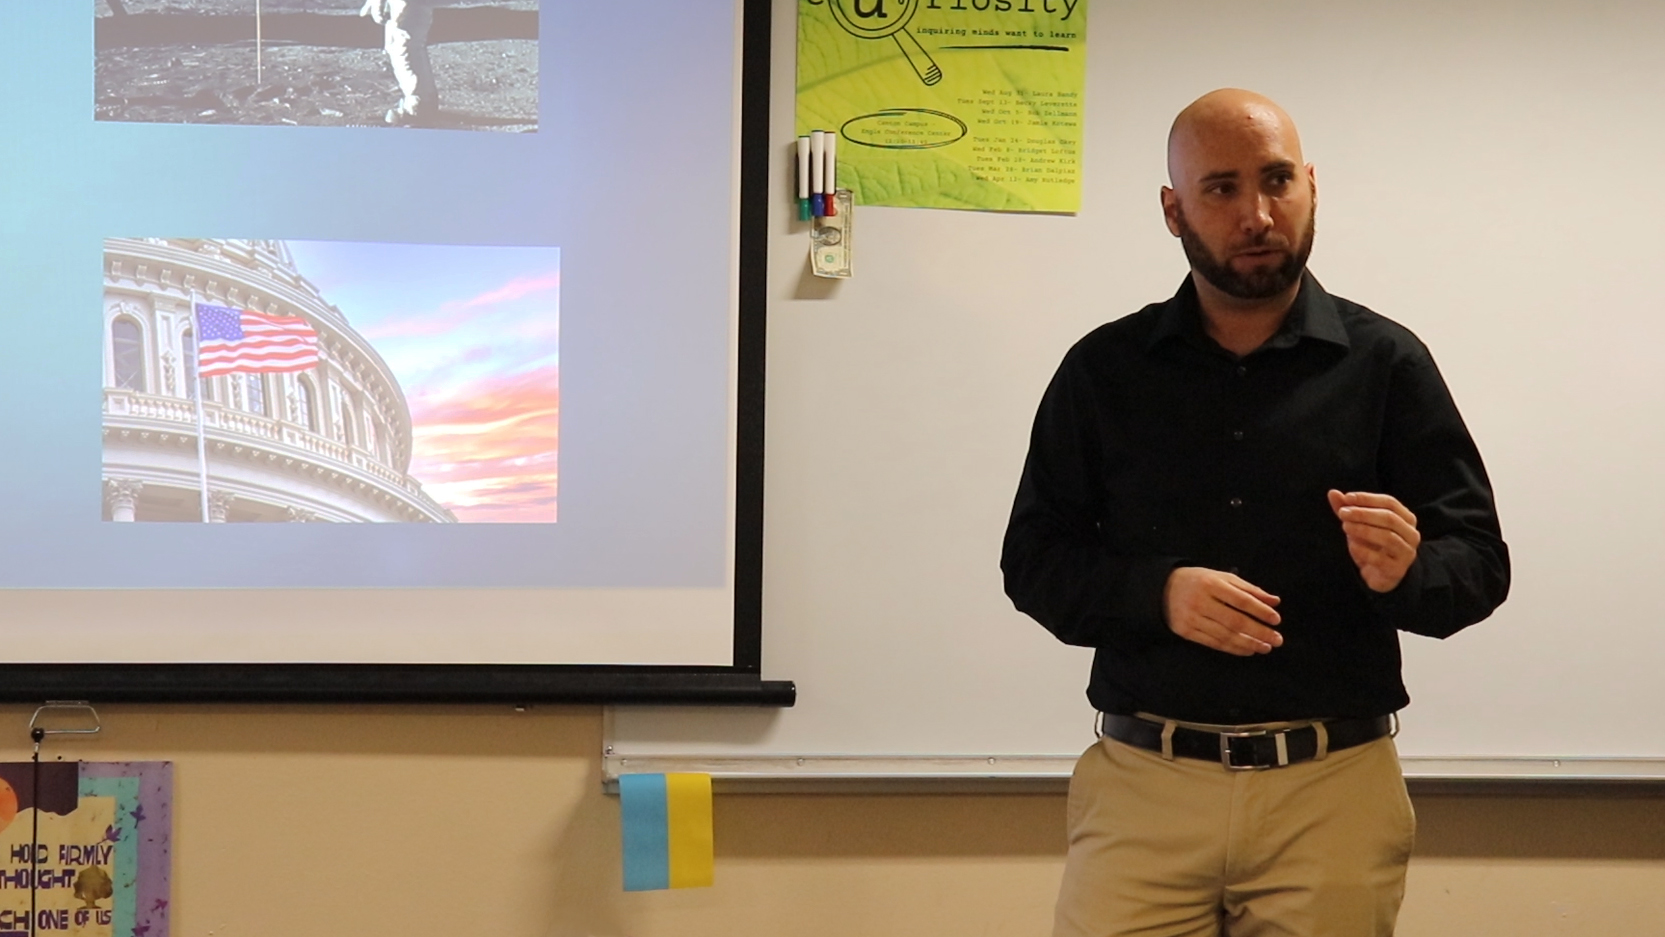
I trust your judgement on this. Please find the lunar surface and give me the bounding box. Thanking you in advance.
[95,0,539,132]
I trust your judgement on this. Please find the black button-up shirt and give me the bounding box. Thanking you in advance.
[1002,273,1510,723]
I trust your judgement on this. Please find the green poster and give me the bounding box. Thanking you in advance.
[797,0,1087,213]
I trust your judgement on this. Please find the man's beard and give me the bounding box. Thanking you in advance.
[1175,204,1315,301]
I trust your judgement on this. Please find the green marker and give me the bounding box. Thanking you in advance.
[796,135,812,221]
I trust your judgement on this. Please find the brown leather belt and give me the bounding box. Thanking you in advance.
[1100,713,1394,770]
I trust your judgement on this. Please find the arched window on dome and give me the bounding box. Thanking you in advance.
[327,383,341,441]
[295,376,317,433]
[246,374,267,416]
[362,409,377,459]
[340,396,357,449]
[111,317,144,391]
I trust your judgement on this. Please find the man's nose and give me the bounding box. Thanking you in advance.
[1240,193,1273,234]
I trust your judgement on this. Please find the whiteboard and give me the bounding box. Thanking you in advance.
[610,0,1665,781]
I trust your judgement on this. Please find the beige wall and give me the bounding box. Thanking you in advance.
[5,705,1661,936]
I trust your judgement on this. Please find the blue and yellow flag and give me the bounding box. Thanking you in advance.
[619,773,714,891]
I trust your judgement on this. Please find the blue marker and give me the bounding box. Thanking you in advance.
[810,131,826,217]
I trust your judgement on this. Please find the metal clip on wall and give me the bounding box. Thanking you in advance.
[28,700,103,750]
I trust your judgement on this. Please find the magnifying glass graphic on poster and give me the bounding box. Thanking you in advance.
[826,0,943,86]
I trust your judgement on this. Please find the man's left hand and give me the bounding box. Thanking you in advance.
[1327,490,1420,593]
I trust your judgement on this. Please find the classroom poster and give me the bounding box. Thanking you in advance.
[0,763,171,937]
[797,0,1087,213]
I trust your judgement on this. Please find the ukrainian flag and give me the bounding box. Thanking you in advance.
[619,773,714,891]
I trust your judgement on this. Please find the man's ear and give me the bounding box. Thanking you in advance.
[1160,187,1182,238]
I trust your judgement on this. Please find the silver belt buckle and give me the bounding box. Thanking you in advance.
[1220,727,1290,771]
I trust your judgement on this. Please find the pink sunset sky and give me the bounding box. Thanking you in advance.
[286,241,559,522]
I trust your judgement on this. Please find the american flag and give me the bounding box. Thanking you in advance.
[195,303,319,377]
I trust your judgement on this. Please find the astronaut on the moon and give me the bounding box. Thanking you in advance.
[360,0,441,126]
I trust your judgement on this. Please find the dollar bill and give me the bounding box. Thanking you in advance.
[810,189,852,279]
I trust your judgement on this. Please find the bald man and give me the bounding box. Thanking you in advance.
[1002,90,1509,936]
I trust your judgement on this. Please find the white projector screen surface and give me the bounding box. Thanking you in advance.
[0,0,755,675]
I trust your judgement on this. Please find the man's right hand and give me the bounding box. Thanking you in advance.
[1163,567,1283,656]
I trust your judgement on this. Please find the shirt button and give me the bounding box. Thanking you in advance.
[1229,497,1243,508]
[1232,430,1245,441]
[1229,567,1241,576]
[1236,365,1248,377]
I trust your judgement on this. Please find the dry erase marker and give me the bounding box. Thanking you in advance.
[823,132,838,217]
[810,130,826,218]
[796,135,812,221]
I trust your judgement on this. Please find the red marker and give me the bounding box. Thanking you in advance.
[823,133,838,217]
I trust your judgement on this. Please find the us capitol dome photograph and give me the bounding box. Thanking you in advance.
[102,237,457,523]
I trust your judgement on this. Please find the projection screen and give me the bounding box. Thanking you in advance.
[0,0,784,704]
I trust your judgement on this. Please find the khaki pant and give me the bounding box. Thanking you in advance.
[1055,733,1415,937]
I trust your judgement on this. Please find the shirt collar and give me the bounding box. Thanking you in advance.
[1145,270,1350,354]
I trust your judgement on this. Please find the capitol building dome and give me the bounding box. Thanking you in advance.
[102,237,456,523]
